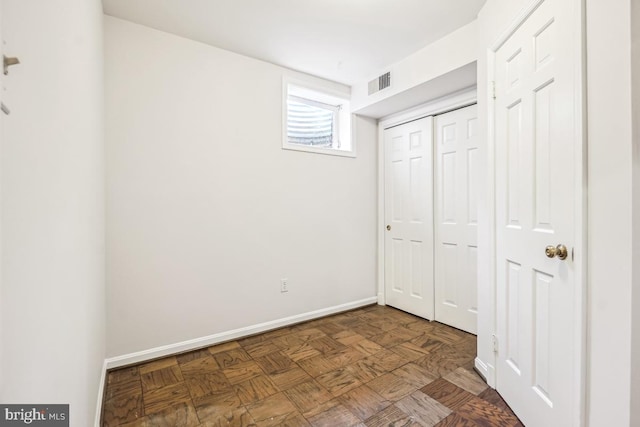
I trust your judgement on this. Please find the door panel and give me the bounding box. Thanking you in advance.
[384,117,434,319]
[494,0,579,425]
[434,105,478,334]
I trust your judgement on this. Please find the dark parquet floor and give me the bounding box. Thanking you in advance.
[102,305,523,426]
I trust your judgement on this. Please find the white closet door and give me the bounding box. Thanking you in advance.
[434,104,478,334]
[384,117,434,320]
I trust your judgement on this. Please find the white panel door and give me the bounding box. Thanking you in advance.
[434,105,478,334]
[494,0,581,425]
[384,117,434,319]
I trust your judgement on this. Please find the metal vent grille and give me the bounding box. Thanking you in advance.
[368,72,391,95]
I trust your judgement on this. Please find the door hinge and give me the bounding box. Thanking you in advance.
[492,81,497,100]
[492,334,499,354]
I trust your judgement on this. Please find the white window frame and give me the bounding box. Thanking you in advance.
[282,77,355,158]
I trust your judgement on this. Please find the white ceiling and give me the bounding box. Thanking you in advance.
[102,0,486,85]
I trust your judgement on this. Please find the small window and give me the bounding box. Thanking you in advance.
[283,79,354,157]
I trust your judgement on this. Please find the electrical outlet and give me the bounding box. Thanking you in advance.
[280,278,289,293]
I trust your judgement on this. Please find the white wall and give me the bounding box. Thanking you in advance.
[586,0,633,427]
[351,20,478,113]
[585,0,633,425]
[632,1,640,424]
[105,17,377,358]
[0,1,105,426]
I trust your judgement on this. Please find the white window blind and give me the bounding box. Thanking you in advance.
[286,95,339,147]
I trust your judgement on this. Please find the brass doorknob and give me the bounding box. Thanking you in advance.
[545,244,568,260]
[386,225,391,231]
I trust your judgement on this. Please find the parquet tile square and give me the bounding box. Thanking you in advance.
[337,385,390,421]
[283,380,333,413]
[108,366,140,386]
[443,367,488,395]
[184,371,231,399]
[104,378,143,402]
[394,391,451,426]
[369,327,422,347]
[456,397,521,427]
[414,351,462,378]
[345,357,389,383]
[333,315,362,328]
[141,365,184,393]
[139,356,178,375]
[350,323,383,338]
[434,412,480,427]
[390,342,432,361]
[255,351,294,375]
[176,349,211,364]
[420,378,476,411]
[237,334,268,347]
[233,374,280,405]
[300,398,342,419]
[328,346,366,368]
[297,354,340,377]
[367,372,417,402]
[315,367,363,397]
[194,390,254,427]
[333,330,366,346]
[103,394,145,427]
[282,342,322,362]
[242,341,281,358]
[393,362,438,389]
[293,328,327,342]
[115,418,148,427]
[207,341,241,355]
[368,319,403,333]
[410,334,450,353]
[143,382,191,415]
[192,389,242,419]
[309,335,347,354]
[259,327,293,341]
[179,356,220,377]
[245,392,297,422]
[306,401,362,427]
[144,402,200,427]
[101,306,522,427]
[314,321,346,336]
[405,319,439,334]
[255,411,311,427]
[363,404,420,427]
[213,348,252,368]
[272,334,307,350]
[222,360,265,385]
[477,388,518,417]
[350,339,383,356]
[370,348,407,371]
[268,366,312,390]
[429,326,467,346]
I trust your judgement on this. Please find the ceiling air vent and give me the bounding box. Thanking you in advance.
[368,72,391,95]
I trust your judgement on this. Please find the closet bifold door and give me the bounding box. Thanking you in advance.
[434,104,478,334]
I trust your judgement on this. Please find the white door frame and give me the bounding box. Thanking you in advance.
[377,88,477,307]
[485,0,587,424]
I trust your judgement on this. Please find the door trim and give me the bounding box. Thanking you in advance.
[486,0,587,424]
[377,88,477,307]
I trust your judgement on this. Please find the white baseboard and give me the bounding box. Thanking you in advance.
[94,359,108,427]
[105,297,377,370]
[474,357,495,388]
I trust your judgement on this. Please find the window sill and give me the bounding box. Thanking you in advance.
[282,143,356,158]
